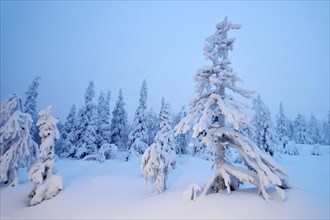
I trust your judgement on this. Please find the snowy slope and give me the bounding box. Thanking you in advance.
[1,145,329,219]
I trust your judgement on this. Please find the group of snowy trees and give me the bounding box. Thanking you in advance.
[55,79,190,165]
[1,77,62,206]
[1,17,329,203]
[250,94,330,156]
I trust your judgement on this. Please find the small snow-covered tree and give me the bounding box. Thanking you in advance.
[175,17,289,200]
[308,115,321,145]
[127,80,149,160]
[74,81,97,158]
[146,108,159,146]
[141,138,171,194]
[28,106,63,206]
[276,103,290,153]
[284,140,299,155]
[110,89,129,151]
[95,91,111,149]
[0,94,38,186]
[24,76,41,144]
[173,106,190,155]
[293,113,311,144]
[141,100,176,194]
[252,94,277,156]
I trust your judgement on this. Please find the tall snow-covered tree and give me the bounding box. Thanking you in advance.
[175,17,289,200]
[24,76,41,144]
[74,81,97,158]
[95,91,111,149]
[159,101,176,168]
[127,80,149,160]
[146,108,159,146]
[252,94,277,156]
[0,94,38,186]
[110,89,129,151]
[28,106,63,206]
[276,103,290,152]
[59,104,77,158]
[308,115,321,145]
[293,113,311,144]
[141,100,174,193]
[173,106,190,155]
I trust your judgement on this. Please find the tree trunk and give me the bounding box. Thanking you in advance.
[214,85,226,191]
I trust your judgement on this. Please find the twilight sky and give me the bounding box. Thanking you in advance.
[1,1,329,122]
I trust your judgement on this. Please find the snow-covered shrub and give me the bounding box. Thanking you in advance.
[183,183,202,202]
[101,144,118,160]
[29,106,63,206]
[84,143,118,163]
[141,143,170,194]
[311,144,321,156]
[175,17,289,200]
[284,141,299,155]
[0,94,38,186]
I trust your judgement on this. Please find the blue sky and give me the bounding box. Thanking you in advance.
[1,1,329,122]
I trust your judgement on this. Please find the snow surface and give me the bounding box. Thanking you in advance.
[1,145,329,219]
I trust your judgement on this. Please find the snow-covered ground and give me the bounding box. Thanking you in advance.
[1,144,329,219]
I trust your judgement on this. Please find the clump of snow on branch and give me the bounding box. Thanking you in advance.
[175,17,289,201]
[28,106,63,206]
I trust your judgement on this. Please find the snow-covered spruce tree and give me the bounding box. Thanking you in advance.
[276,103,290,153]
[54,120,65,157]
[141,101,174,193]
[141,140,170,194]
[59,104,77,158]
[158,101,176,168]
[173,106,190,155]
[24,76,41,144]
[28,106,62,206]
[175,17,289,200]
[74,81,97,158]
[0,94,38,186]
[321,111,330,145]
[293,113,311,144]
[252,94,277,156]
[110,89,129,151]
[146,108,159,146]
[95,91,111,149]
[127,80,149,160]
[308,115,321,145]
